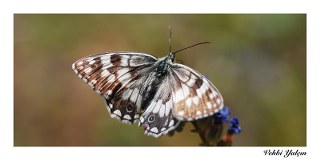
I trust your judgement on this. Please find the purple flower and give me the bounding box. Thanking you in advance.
[228,117,241,134]
[212,106,230,124]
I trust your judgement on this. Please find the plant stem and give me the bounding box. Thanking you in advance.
[191,121,210,146]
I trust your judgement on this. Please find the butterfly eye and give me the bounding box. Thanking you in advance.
[148,115,155,123]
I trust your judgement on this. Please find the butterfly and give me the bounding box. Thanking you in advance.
[72,41,224,138]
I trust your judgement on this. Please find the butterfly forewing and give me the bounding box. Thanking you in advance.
[72,52,157,123]
[170,64,224,121]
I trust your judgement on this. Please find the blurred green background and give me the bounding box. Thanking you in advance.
[14,14,306,146]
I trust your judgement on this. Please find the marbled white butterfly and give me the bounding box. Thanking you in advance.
[72,36,224,138]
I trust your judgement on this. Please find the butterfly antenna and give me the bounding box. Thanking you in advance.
[168,26,172,54]
[172,42,210,55]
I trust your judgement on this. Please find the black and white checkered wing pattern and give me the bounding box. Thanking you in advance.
[72,51,224,138]
[72,52,157,124]
[138,73,180,137]
[170,64,224,121]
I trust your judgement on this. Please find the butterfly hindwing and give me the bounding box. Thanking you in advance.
[138,74,180,137]
[105,67,156,123]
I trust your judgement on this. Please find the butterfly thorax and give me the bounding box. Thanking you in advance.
[155,53,175,74]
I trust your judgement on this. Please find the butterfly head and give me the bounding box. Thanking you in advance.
[168,52,175,62]
[156,41,210,74]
